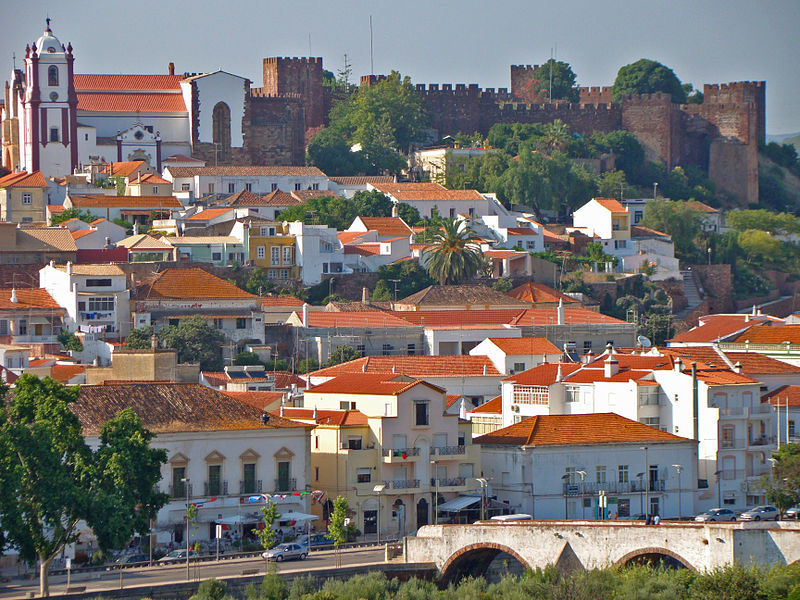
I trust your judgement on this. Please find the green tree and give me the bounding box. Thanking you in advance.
[396,203,421,226]
[233,351,266,367]
[298,357,319,374]
[540,120,572,153]
[423,219,483,285]
[371,260,435,302]
[125,325,156,349]
[191,578,230,600]
[0,375,167,597]
[50,207,99,226]
[327,495,348,568]
[641,199,703,262]
[57,329,83,352]
[253,499,281,551]
[244,269,275,296]
[612,59,687,104]
[352,189,394,217]
[763,443,800,518]
[323,345,362,368]
[306,128,366,176]
[528,59,580,103]
[491,277,514,293]
[597,170,628,199]
[160,316,225,370]
[725,209,800,235]
[737,229,784,264]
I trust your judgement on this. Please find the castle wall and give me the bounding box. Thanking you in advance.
[244,92,306,165]
[262,57,324,131]
[709,138,758,206]
[703,81,765,143]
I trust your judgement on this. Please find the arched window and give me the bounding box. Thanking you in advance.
[212,102,231,159]
[48,65,59,87]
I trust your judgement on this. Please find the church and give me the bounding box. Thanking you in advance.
[2,20,316,178]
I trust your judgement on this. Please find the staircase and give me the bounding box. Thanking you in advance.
[675,270,703,320]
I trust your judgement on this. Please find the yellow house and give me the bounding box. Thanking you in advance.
[247,222,299,280]
[279,372,482,538]
[125,172,174,196]
[0,170,48,224]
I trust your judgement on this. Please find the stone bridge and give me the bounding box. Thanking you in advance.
[404,520,800,581]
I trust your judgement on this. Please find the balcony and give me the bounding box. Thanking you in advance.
[431,477,466,488]
[562,479,665,496]
[721,438,745,450]
[273,478,296,493]
[720,406,744,417]
[748,404,772,416]
[382,447,420,462]
[239,480,263,495]
[748,436,776,447]
[383,479,420,491]
[169,483,193,499]
[430,445,466,457]
[204,480,228,496]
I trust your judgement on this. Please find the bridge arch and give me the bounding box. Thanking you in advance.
[615,547,696,571]
[440,542,530,584]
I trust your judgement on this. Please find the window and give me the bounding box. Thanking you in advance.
[208,183,215,193]
[87,297,114,312]
[315,466,319,481]
[213,318,223,329]
[267,269,277,279]
[449,208,455,218]
[151,186,159,194]
[172,466,186,497]
[565,385,580,403]
[312,183,319,190]
[207,465,221,496]
[228,183,235,193]
[245,183,252,191]
[276,461,290,491]
[458,431,466,446]
[614,240,627,249]
[48,65,59,86]
[526,241,536,250]
[564,467,576,485]
[212,252,222,261]
[407,344,416,355]
[85,278,112,287]
[50,127,59,142]
[721,425,735,449]
[271,246,280,266]
[22,193,32,205]
[294,183,301,191]
[182,183,191,191]
[271,183,278,191]
[382,343,393,355]
[257,246,265,259]
[18,320,27,336]
[357,468,371,483]
[639,417,660,428]
[282,246,292,265]
[583,340,592,352]
[596,465,606,483]
[279,269,288,279]
[356,344,365,354]
[639,386,659,406]
[513,362,526,373]
[0,320,7,335]
[790,420,796,438]
[347,437,362,450]
[618,465,629,483]
[459,463,474,479]
[634,210,643,224]
[339,400,356,410]
[512,385,548,405]
[236,317,247,329]
[243,463,256,494]
[414,401,429,426]
[84,133,89,141]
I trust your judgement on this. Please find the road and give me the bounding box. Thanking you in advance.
[0,548,386,599]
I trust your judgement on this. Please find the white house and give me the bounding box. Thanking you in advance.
[287,221,350,285]
[368,182,506,220]
[763,386,800,445]
[479,214,544,252]
[469,336,563,375]
[71,382,312,546]
[476,412,698,520]
[163,166,329,200]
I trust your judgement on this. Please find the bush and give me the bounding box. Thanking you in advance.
[191,578,228,600]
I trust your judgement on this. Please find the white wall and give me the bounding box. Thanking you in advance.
[188,72,248,148]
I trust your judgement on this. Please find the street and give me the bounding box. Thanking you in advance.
[0,548,386,599]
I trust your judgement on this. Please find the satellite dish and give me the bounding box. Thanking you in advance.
[637,335,652,348]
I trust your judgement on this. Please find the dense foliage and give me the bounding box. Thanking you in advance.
[124,317,225,370]
[278,190,417,230]
[423,220,484,285]
[612,59,688,103]
[527,59,580,103]
[50,207,98,225]
[371,261,436,302]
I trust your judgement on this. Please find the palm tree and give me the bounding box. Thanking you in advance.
[422,219,484,285]
[542,119,571,153]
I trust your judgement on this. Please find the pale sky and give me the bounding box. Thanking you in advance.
[2,0,799,134]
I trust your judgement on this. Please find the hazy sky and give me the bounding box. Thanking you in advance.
[3,0,799,134]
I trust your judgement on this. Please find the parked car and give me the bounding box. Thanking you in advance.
[158,549,196,562]
[694,508,737,522]
[115,553,149,564]
[784,505,800,519]
[739,505,780,521]
[262,543,307,562]
[297,533,333,548]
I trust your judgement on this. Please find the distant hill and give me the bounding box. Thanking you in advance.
[784,134,800,151]
[766,132,800,147]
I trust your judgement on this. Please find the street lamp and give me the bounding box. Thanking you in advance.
[636,473,644,516]
[641,446,649,518]
[672,464,683,520]
[576,470,587,520]
[560,473,570,519]
[181,477,190,581]
[653,182,659,200]
[372,484,385,544]
[714,470,722,507]
[476,478,488,521]
[431,454,440,525]
[707,246,712,266]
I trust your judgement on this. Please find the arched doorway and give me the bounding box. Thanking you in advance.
[392,499,406,535]
[416,498,429,530]
[212,102,231,161]
[441,543,529,584]
[616,547,695,571]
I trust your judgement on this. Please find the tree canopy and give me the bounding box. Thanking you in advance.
[612,59,687,104]
[125,317,225,370]
[323,345,363,368]
[423,219,484,285]
[528,59,580,103]
[278,190,414,231]
[641,199,703,262]
[0,375,167,596]
[51,207,99,226]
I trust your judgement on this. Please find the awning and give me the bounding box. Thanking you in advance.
[437,495,481,512]
[28,317,51,325]
[278,511,318,522]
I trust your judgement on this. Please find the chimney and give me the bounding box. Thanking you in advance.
[556,363,563,382]
[391,203,398,218]
[133,222,139,235]
[361,361,367,372]
[459,398,467,419]
[604,354,619,378]
[556,299,564,325]
[674,356,683,373]
[280,404,285,417]
[361,286,369,304]
[302,303,309,326]
[49,260,54,268]
[483,364,487,375]
[105,236,111,248]
[66,261,72,275]
[312,406,318,420]
[169,62,175,76]
[734,361,743,374]
[10,288,18,303]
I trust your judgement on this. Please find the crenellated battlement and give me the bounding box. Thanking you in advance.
[262,57,323,65]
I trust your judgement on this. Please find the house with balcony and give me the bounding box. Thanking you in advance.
[0,287,65,352]
[763,385,800,445]
[39,262,131,338]
[70,382,312,546]
[368,182,506,220]
[63,194,182,225]
[164,236,245,266]
[231,220,299,280]
[298,373,481,535]
[476,412,698,520]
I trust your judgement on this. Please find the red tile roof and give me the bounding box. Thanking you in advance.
[185,208,233,220]
[136,267,257,300]
[504,362,581,385]
[71,229,95,240]
[0,170,47,188]
[308,355,502,378]
[203,370,303,389]
[631,225,670,238]
[50,363,86,383]
[344,244,380,256]
[469,395,502,414]
[222,391,286,411]
[506,227,539,235]
[661,347,800,375]
[261,295,306,308]
[68,195,182,208]
[508,281,579,304]
[291,189,338,202]
[275,407,369,426]
[669,314,782,343]
[732,323,800,345]
[354,217,413,237]
[372,182,483,201]
[686,200,720,214]
[131,173,171,185]
[593,198,627,213]
[297,311,411,328]
[762,385,800,407]
[77,93,187,112]
[330,176,394,185]
[0,288,62,311]
[398,285,528,307]
[74,74,183,90]
[585,353,675,370]
[510,307,628,326]
[166,166,327,177]
[475,413,689,447]
[484,337,562,356]
[397,309,527,326]
[308,373,444,396]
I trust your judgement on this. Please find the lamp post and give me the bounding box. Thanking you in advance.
[576,470,587,520]
[714,470,722,507]
[672,464,683,520]
[636,472,644,516]
[476,478,488,521]
[653,182,658,200]
[641,446,649,517]
[181,477,190,581]
[431,454,439,525]
[560,473,570,519]
[372,484,385,544]
[707,246,712,265]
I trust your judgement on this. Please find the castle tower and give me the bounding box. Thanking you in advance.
[261,57,324,130]
[19,19,78,177]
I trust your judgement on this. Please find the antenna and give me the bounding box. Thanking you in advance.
[308,33,312,57]
[369,15,374,75]
[12,52,15,70]
[549,46,553,103]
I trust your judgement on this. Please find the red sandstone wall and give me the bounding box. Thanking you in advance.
[262,57,324,131]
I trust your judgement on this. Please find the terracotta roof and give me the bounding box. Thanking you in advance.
[345,244,380,256]
[89,218,107,225]
[47,205,66,214]
[661,347,800,375]
[504,362,581,385]
[261,295,306,308]
[222,391,286,411]
[686,200,720,214]
[445,394,463,408]
[483,250,529,260]
[585,353,675,371]
[593,198,627,213]
[130,173,171,185]
[510,307,629,326]
[337,231,370,244]
[695,370,760,385]
[325,301,391,313]
[70,383,306,436]
[275,407,369,426]
[167,236,240,245]
[68,195,182,208]
[475,413,689,447]
[291,189,338,202]
[77,92,187,112]
[397,309,527,327]
[398,285,528,307]
[0,170,47,188]
[330,176,394,185]
[253,190,302,206]
[506,227,539,235]
[54,264,124,276]
[71,229,96,240]
[371,182,483,202]
[669,314,781,343]
[136,267,257,300]
[484,337,562,356]
[308,373,443,396]
[117,234,173,250]
[469,395,502,414]
[355,217,413,237]
[185,208,233,220]
[50,363,86,383]
[74,74,183,90]
[308,355,502,378]
[5,227,77,252]
[508,282,579,304]
[203,370,303,389]
[561,367,654,384]
[296,311,411,328]
[631,225,671,238]
[762,385,800,407]
[224,189,269,207]
[732,323,800,345]
[166,166,327,177]
[0,288,62,311]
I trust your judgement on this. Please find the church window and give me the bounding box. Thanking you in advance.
[50,128,59,142]
[212,102,231,159]
[48,66,59,86]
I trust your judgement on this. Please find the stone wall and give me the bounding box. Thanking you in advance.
[245,93,306,165]
[262,57,325,131]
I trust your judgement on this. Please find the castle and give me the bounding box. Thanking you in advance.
[2,22,764,205]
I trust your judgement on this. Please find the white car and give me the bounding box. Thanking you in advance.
[739,505,780,521]
[262,543,307,562]
[694,508,737,522]
[784,505,800,519]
